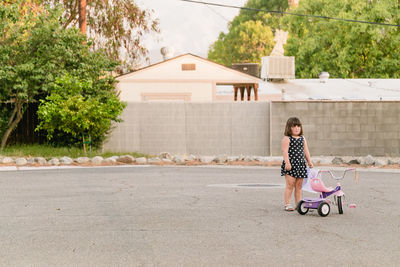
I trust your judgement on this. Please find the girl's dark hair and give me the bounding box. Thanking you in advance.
[284,117,303,136]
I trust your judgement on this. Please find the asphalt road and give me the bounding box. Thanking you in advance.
[0,165,399,266]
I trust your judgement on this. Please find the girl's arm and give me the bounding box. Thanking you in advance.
[304,136,313,168]
[281,136,291,170]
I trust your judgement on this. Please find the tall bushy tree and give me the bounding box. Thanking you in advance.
[284,0,400,78]
[208,0,288,66]
[208,18,275,66]
[229,0,289,28]
[40,0,159,72]
[0,1,122,149]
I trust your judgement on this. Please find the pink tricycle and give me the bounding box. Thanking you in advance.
[297,168,357,217]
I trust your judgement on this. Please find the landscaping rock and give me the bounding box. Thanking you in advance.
[15,158,27,166]
[2,157,14,164]
[159,152,173,160]
[135,157,147,164]
[238,155,246,161]
[254,156,268,162]
[91,156,104,164]
[244,156,254,162]
[332,157,344,164]
[173,155,185,164]
[227,156,239,162]
[187,154,197,161]
[268,156,283,162]
[200,156,215,163]
[148,157,162,163]
[27,158,35,164]
[48,158,60,165]
[60,156,73,165]
[104,157,117,163]
[311,157,323,164]
[364,155,375,165]
[347,158,361,165]
[117,155,135,164]
[318,157,334,165]
[35,157,47,165]
[215,155,228,164]
[374,158,387,167]
[162,159,173,163]
[75,157,90,164]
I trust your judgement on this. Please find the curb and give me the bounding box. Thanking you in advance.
[1,163,400,173]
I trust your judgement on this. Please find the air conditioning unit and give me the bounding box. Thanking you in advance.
[231,63,259,77]
[260,56,295,79]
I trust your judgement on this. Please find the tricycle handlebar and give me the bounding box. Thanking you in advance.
[318,168,356,180]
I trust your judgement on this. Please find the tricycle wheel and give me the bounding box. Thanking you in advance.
[337,196,343,214]
[317,202,330,217]
[296,200,309,215]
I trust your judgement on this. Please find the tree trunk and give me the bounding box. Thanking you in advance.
[63,0,79,29]
[79,0,87,34]
[1,102,23,150]
[82,134,87,154]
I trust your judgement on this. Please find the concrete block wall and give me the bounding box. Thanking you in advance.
[270,101,400,156]
[103,102,270,156]
[105,101,400,157]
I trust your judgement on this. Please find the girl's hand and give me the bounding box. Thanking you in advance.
[308,161,314,168]
[285,162,292,171]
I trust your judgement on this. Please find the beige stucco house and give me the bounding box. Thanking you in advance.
[116,53,263,102]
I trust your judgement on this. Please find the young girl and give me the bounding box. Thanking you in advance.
[281,117,313,211]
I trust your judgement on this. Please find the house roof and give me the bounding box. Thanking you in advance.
[117,53,262,84]
[256,79,400,100]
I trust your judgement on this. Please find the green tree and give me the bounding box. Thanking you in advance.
[209,19,275,66]
[208,0,288,66]
[40,0,159,72]
[36,75,126,148]
[0,1,120,149]
[283,0,400,78]
[229,0,289,28]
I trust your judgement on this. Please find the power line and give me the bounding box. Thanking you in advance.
[205,5,230,22]
[180,0,400,28]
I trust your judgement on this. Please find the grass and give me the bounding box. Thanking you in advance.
[0,144,148,159]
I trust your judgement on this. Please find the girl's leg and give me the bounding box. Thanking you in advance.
[294,178,304,205]
[284,174,296,205]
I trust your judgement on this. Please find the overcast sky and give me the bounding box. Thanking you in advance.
[137,0,247,66]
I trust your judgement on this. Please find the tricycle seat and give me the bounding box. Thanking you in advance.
[310,178,334,193]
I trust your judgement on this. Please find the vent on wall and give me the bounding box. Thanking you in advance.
[182,64,196,71]
[231,63,259,77]
[260,56,295,79]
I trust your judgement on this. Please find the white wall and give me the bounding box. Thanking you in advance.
[118,82,214,102]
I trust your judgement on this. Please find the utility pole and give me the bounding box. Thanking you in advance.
[79,0,87,34]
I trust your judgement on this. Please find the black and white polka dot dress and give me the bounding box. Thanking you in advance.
[281,136,307,178]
